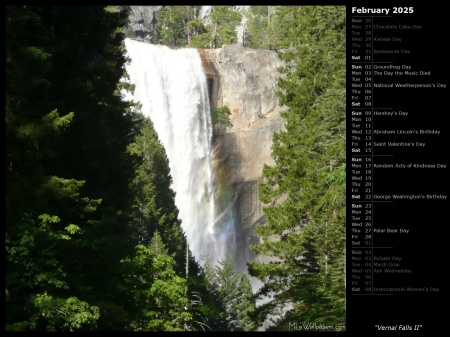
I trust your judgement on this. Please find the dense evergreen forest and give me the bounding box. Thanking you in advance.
[5,5,345,331]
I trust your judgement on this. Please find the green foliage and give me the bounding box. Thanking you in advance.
[211,106,232,127]
[187,18,207,35]
[150,5,244,48]
[6,6,54,226]
[191,33,212,48]
[126,115,188,270]
[270,6,303,50]
[245,6,269,49]
[187,18,210,48]
[7,292,99,332]
[155,6,190,47]
[235,274,257,331]
[5,5,135,331]
[210,6,242,48]
[36,7,140,331]
[121,241,193,331]
[190,33,213,48]
[148,230,169,256]
[247,6,307,50]
[203,255,257,331]
[28,293,100,332]
[152,6,241,49]
[6,213,99,331]
[15,110,74,149]
[249,6,346,330]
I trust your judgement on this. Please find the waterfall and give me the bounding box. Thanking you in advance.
[123,38,234,267]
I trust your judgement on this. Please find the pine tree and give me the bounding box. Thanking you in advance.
[210,6,242,48]
[6,5,55,228]
[245,6,269,49]
[5,6,145,331]
[155,6,190,47]
[6,6,105,331]
[187,18,209,47]
[248,6,346,330]
[270,6,300,49]
[148,230,169,256]
[234,274,257,331]
[126,115,189,272]
[203,255,257,331]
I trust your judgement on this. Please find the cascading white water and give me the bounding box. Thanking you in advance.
[123,38,229,266]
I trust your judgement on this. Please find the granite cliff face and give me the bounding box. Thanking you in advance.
[125,6,161,40]
[125,7,287,271]
[201,45,287,271]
